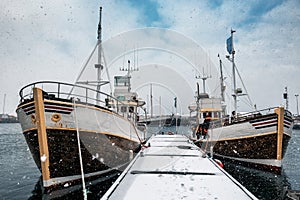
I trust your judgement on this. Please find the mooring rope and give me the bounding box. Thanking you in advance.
[72,99,87,200]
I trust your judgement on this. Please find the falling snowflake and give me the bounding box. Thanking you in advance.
[41,154,47,162]
[92,153,99,160]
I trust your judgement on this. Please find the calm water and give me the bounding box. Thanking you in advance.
[0,123,299,199]
[223,129,300,200]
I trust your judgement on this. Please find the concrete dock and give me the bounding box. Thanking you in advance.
[101,134,258,200]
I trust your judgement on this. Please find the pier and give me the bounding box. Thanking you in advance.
[101,134,257,199]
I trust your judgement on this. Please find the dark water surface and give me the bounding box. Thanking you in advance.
[0,124,299,199]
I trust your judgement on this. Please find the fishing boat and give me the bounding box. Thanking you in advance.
[0,94,19,123]
[137,85,181,128]
[293,94,300,129]
[0,114,19,123]
[190,30,293,174]
[292,115,300,129]
[16,7,146,191]
[139,114,181,127]
[293,120,300,129]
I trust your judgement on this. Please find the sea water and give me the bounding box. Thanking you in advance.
[223,129,300,199]
[0,123,299,199]
[0,123,117,199]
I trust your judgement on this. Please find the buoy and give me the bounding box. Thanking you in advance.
[214,159,224,168]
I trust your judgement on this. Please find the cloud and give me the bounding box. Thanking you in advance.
[152,0,300,112]
[1,0,300,115]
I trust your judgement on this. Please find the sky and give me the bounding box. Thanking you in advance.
[1,0,300,116]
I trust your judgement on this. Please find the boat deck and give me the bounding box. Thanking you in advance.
[101,134,257,200]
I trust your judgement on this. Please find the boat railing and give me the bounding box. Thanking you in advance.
[18,81,125,113]
[234,107,292,121]
[208,107,283,128]
[234,107,276,121]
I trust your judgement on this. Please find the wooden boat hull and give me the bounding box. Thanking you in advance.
[194,108,293,173]
[16,88,142,191]
[196,132,290,173]
[22,128,138,191]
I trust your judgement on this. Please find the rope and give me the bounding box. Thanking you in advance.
[72,99,87,200]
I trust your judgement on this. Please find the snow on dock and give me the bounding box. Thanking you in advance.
[101,134,258,200]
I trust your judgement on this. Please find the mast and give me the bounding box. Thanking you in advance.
[2,94,6,114]
[71,6,110,98]
[283,86,288,110]
[295,94,299,116]
[150,84,153,118]
[95,7,103,102]
[231,30,237,117]
[159,96,162,126]
[127,60,131,91]
[218,54,225,102]
[196,82,200,125]
[226,29,237,117]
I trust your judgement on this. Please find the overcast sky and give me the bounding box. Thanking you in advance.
[1,0,300,116]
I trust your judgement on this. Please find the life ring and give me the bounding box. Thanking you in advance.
[51,113,62,122]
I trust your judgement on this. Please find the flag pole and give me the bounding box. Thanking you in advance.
[231,29,237,118]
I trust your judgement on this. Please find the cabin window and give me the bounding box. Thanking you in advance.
[129,106,134,113]
[203,112,212,119]
[214,112,220,118]
[117,96,125,101]
[121,106,127,113]
[114,76,129,87]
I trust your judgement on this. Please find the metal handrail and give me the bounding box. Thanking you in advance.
[17,80,152,128]
[18,80,125,110]
[208,106,294,128]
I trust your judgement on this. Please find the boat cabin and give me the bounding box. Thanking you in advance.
[189,93,225,123]
[113,75,145,122]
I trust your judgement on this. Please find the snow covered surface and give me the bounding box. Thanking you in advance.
[101,134,257,200]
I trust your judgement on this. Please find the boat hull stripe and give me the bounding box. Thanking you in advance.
[22,103,74,115]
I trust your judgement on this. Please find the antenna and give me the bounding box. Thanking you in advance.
[120,60,139,92]
[121,60,139,75]
[195,68,211,94]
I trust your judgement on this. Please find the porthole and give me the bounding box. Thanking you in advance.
[51,113,61,122]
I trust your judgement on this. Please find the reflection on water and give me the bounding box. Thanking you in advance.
[221,128,300,200]
[1,124,299,199]
[146,125,192,137]
[223,161,291,200]
[28,175,118,199]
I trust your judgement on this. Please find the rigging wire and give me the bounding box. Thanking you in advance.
[221,60,254,110]
[234,64,254,108]
[67,42,98,98]
[72,99,87,200]
[101,47,112,92]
